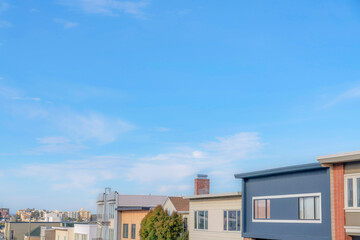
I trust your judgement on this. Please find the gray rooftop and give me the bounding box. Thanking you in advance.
[117,195,167,208]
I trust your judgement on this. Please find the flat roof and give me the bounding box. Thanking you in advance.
[234,163,323,179]
[116,206,151,211]
[317,150,360,164]
[183,192,242,200]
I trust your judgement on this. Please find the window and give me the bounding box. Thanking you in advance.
[345,175,360,209]
[194,211,208,230]
[109,204,115,219]
[123,224,129,238]
[299,196,320,220]
[109,228,114,240]
[223,210,241,231]
[183,217,188,232]
[131,224,136,239]
[254,199,270,219]
[97,204,104,220]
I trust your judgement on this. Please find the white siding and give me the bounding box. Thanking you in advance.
[189,196,242,240]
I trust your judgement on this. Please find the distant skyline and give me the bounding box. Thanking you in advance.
[1,0,360,212]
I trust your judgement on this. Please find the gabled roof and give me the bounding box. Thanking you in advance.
[167,197,189,212]
[234,163,324,179]
[117,195,167,208]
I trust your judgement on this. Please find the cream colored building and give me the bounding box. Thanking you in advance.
[54,227,74,240]
[163,197,190,232]
[184,192,243,240]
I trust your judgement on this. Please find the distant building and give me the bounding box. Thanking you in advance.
[185,174,242,240]
[43,213,61,222]
[4,222,62,240]
[0,208,10,219]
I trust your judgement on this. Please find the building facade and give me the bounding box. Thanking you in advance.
[185,192,242,240]
[235,163,332,240]
[162,197,189,231]
[317,150,360,240]
[96,188,118,240]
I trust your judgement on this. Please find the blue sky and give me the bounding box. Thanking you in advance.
[1,0,360,213]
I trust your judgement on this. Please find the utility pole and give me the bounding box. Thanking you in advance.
[28,214,31,240]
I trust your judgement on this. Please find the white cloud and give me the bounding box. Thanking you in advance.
[126,132,263,187]
[54,18,79,29]
[154,127,170,132]
[0,20,11,28]
[158,184,191,194]
[59,0,149,17]
[55,112,133,144]
[323,86,360,108]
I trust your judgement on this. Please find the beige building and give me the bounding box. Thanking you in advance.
[4,222,61,240]
[184,174,243,240]
[185,192,242,240]
[54,227,74,240]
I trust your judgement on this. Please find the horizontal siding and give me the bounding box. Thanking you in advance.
[189,196,242,240]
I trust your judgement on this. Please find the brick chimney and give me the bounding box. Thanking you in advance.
[195,174,209,195]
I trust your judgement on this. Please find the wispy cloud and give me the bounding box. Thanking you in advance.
[323,86,360,108]
[0,1,10,12]
[32,136,86,154]
[0,20,11,28]
[154,127,170,132]
[54,18,79,29]
[59,0,149,17]
[127,132,263,193]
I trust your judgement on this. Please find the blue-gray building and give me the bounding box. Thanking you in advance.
[235,163,331,240]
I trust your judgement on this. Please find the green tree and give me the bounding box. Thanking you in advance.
[140,205,184,240]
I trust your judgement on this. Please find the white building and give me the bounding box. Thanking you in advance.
[43,212,62,222]
[74,224,97,240]
[96,188,118,240]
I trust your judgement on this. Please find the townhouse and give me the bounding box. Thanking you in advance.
[185,174,243,240]
[317,151,360,240]
[235,163,332,240]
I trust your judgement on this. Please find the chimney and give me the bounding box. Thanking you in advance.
[195,174,209,195]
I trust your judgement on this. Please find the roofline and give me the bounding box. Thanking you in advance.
[116,206,152,211]
[317,150,360,164]
[183,192,242,200]
[234,163,324,179]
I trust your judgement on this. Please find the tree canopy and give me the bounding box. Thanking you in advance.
[140,205,184,240]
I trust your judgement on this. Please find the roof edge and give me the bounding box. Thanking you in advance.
[183,192,242,200]
[235,163,324,179]
[317,150,360,164]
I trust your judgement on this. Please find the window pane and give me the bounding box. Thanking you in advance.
[315,196,320,220]
[199,211,204,229]
[131,224,136,239]
[348,178,354,207]
[357,178,360,208]
[228,211,237,231]
[304,197,315,219]
[266,200,271,219]
[257,200,266,219]
[194,211,197,229]
[299,198,304,219]
[223,211,227,231]
[123,224,128,238]
[254,200,258,219]
[237,211,241,231]
[205,211,208,229]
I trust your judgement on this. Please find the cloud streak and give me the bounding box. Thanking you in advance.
[59,0,149,17]
[323,86,360,108]
[54,18,79,29]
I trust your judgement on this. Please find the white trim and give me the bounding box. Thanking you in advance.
[252,193,322,224]
[345,226,360,234]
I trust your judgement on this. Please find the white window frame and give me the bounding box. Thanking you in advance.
[344,174,360,212]
[252,193,322,224]
[194,210,208,230]
[223,209,241,232]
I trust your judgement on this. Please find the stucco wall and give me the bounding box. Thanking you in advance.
[188,196,242,240]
